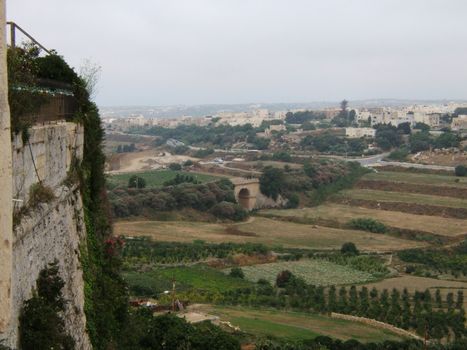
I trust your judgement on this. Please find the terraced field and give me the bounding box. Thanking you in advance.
[203,306,405,343]
[362,171,467,187]
[261,204,467,237]
[339,189,467,209]
[115,217,424,252]
[227,259,377,286]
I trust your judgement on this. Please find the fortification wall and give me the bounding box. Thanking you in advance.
[1,121,90,349]
[0,0,13,335]
[12,121,84,206]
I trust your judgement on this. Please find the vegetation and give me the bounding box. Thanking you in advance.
[348,218,387,233]
[163,173,200,186]
[398,246,467,277]
[340,242,359,256]
[128,175,146,188]
[107,170,219,189]
[230,267,245,279]
[19,261,74,350]
[122,312,240,350]
[28,182,55,207]
[109,179,249,221]
[122,238,269,266]
[235,259,376,286]
[455,165,466,177]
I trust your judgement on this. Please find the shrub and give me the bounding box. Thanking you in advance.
[276,270,294,288]
[387,148,408,161]
[285,193,299,208]
[128,175,146,188]
[19,261,74,350]
[349,218,387,233]
[209,201,248,221]
[341,242,359,256]
[28,183,55,208]
[455,165,466,177]
[169,163,182,171]
[229,267,245,279]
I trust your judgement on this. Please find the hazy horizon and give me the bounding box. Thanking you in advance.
[8,0,467,106]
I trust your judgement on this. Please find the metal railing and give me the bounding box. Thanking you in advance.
[6,21,51,54]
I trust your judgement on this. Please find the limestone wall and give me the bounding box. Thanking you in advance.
[12,121,84,206]
[9,185,91,349]
[0,0,13,336]
[1,120,91,348]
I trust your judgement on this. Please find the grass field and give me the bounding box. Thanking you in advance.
[203,306,404,343]
[107,170,219,188]
[340,189,467,209]
[115,217,424,252]
[124,265,253,296]
[261,204,467,237]
[363,171,467,187]
[227,259,377,286]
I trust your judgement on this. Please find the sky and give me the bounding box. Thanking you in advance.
[7,0,467,106]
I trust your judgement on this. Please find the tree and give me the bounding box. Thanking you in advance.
[19,261,74,350]
[341,242,359,256]
[259,166,285,200]
[397,122,412,135]
[229,267,244,279]
[455,165,467,177]
[78,58,101,99]
[276,270,294,288]
[128,175,146,189]
[169,163,182,171]
[435,132,459,149]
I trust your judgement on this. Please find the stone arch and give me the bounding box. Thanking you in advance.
[237,188,251,209]
[231,177,260,211]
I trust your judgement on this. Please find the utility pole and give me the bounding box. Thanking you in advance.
[171,277,176,312]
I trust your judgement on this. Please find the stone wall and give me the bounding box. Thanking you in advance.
[1,121,90,349]
[0,0,13,336]
[12,121,84,206]
[9,185,91,349]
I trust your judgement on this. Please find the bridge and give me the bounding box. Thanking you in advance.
[230,177,260,211]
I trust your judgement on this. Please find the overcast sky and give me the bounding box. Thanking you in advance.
[7,0,467,106]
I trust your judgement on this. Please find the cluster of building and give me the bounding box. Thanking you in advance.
[102,103,467,134]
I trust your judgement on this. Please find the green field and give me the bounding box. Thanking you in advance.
[123,265,253,296]
[340,189,467,209]
[363,171,467,187]
[107,170,219,188]
[228,259,377,286]
[208,306,404,343]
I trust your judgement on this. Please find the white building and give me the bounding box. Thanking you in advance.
[345,127,376,138]
[451,115,467,131]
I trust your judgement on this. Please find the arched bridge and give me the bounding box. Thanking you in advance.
[231,177,260,211]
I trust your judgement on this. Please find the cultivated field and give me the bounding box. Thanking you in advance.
[228,259,376,286]
[107,169,219,188]
[340,189,467,209]
[202,306,405,343]
[362,275,467,309]
[261,204,467,237]
[115,217,424,252]
[362,171,467,187]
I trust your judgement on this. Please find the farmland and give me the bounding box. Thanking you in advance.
[261,204,467,237]
[107,169,220,188]
[123,265,254,297]
[115,217,424,252]
[362,171,467,187]
[338,189,467,209]
[203,306,405,343]
[226,259,378,286]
